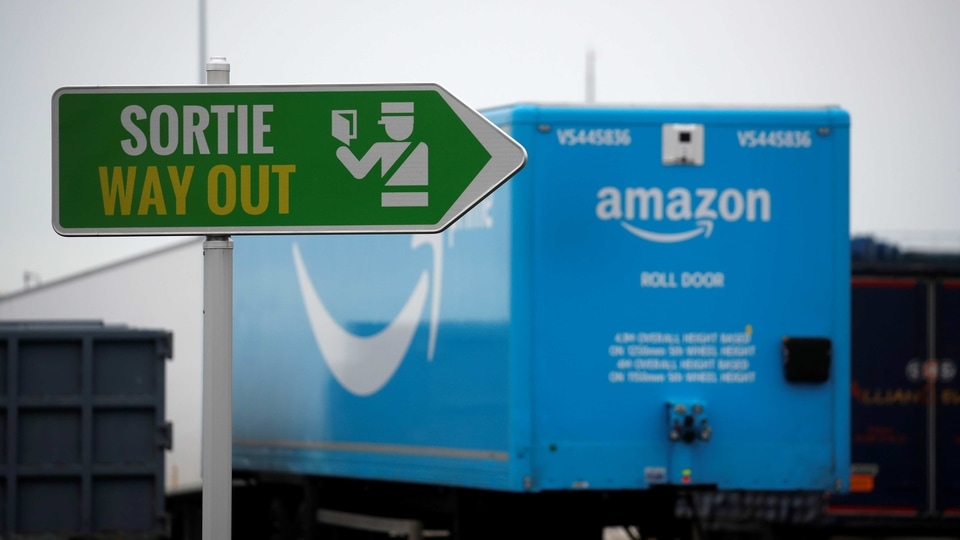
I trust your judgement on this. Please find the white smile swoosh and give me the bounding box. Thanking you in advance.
[620,219,714,243]
[293,242,430,396]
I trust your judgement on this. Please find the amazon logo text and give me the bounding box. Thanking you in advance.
[595,186,771,243]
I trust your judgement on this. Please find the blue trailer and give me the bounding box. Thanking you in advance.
[230,104,850,537]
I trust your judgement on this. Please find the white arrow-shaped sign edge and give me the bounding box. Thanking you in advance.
[429,85,527,233]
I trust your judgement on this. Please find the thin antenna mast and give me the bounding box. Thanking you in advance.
[199,0,208,83]
[586,48,596,104]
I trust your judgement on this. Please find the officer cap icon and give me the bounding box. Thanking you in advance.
[379,102,414,121]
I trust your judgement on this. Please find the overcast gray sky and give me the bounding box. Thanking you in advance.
[1,0,958,294]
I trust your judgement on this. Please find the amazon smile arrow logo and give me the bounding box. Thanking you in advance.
[621,219,713,243]
[293,234,443,396]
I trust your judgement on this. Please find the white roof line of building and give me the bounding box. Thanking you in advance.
[0,237,204,302]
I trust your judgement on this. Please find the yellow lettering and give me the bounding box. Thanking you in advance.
[138,166,167,216]
[240,165,269,215]
[98,166,136,216]
[208,164,236,215]
[272,164,295,214]
[169,165,193,215]
[944,389,960,406]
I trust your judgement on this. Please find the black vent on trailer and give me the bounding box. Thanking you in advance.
[782,337,832,383]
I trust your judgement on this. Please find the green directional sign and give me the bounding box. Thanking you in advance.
[53,84,526,236]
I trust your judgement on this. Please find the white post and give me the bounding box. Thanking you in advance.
[203,56,232,540]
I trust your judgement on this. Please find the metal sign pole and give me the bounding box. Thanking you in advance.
[203,56,232,540]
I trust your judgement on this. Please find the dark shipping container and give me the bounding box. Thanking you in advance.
[0,321,171,538]
[825,242,960,533]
